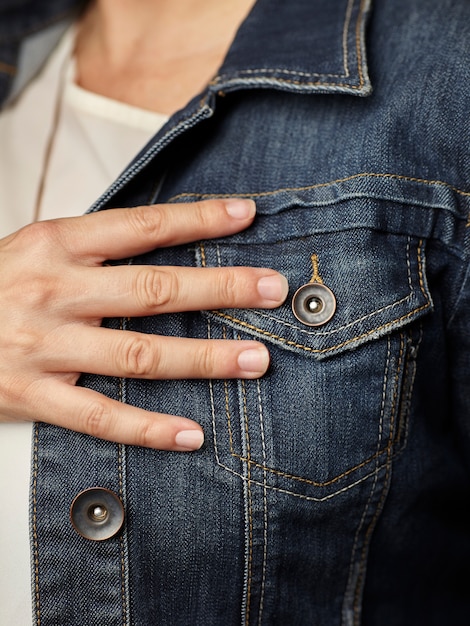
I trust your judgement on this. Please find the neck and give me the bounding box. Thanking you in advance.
[75,0,256,113]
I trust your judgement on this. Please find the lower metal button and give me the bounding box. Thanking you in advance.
[292,282,336,327]
[70,487,124,541]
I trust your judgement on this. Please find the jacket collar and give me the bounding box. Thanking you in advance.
[0,0,372,107]
[211,0,372,96]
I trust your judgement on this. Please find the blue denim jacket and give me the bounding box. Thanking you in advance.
[1,1,470,624]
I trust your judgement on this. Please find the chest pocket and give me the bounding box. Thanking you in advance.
[193,193,432,500]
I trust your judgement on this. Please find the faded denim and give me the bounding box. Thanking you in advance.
[1,0,469,624]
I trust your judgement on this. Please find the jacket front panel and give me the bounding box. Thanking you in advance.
[1,0,468,624]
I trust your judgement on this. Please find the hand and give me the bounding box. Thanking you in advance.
[0,199,288,450]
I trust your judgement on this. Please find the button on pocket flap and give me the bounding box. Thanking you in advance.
[196,226,432,359]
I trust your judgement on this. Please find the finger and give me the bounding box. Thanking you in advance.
[43,326,271,379]
[30,380,205,451]
[67,265,289,317]
[55,198,256,262]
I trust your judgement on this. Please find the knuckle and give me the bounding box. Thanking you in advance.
[193,199,225,227]
[217,268,240,303]
[134,419,160,449]
[135,268,176,311]
[11,326,43,357]
[128,205,163,240]
[119,336,157,377]
[196,343,218,377]
[0,374,30,407]
[19,274,57,312]
[80,400,111,438]
[18,220,62,249]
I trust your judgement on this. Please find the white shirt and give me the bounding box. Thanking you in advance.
[0,28,168,625]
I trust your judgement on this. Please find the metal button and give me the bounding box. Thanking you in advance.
[70,488,124,541]
[292,282,336,327]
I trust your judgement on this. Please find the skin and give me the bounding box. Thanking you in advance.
[0,199,288,449]
[75,0,257,113]
[1,0,283,451]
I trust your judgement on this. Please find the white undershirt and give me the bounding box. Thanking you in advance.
[0,29,168,625]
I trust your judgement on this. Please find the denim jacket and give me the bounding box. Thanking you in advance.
[1,1,470,624]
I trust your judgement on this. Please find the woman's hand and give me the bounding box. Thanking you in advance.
[0,199,288,450]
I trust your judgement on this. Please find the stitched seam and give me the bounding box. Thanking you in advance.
[213,0,366,89]
[220,329,410,486]
[243,290,412,337]
[215,0,354,83]
[342,0,355,78]
[352,333,405,623]
[118,446,128,626]
[169,172,470,203]
[32,423,41,625]
[215,77,364,90]
[241,379,254,626]
[256,379,268,626]
[117,327,128,626]
[229,447,389,487]
[222,327,236,452]
[343,334,390,622]
[215,463,386,502]
[355,0,367,89]
[223,359,390,487]
[118,313,131,626]
[200,239,428,346]
[212,302,430,355]
[405,237,413,290]
[393,326,422,453]
[208,320,223,469]
[207,240,427,487]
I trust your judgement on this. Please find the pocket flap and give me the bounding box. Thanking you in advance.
[196,228,432,359]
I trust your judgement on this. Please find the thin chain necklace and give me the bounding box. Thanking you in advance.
[32,31,75,223]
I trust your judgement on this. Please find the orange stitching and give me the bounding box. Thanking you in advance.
[220,463,385,502]
[207,238,429,354]
[241,236,415,339]
[231,447,389,487]
[219,330,417,488]
[169,171,470,202]
[309,254,324,284]
[211,302,430,355]
[221,355,391,487]
[199,237,430,347]
[199,242,207,268]
[32,424,41,625]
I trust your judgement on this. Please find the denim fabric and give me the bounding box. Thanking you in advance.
[1,0,470,624]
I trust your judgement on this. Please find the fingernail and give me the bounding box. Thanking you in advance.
[257,274,289,302]
[225,199,256,219]
[238,347,270,374]
[175,430,204,451]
